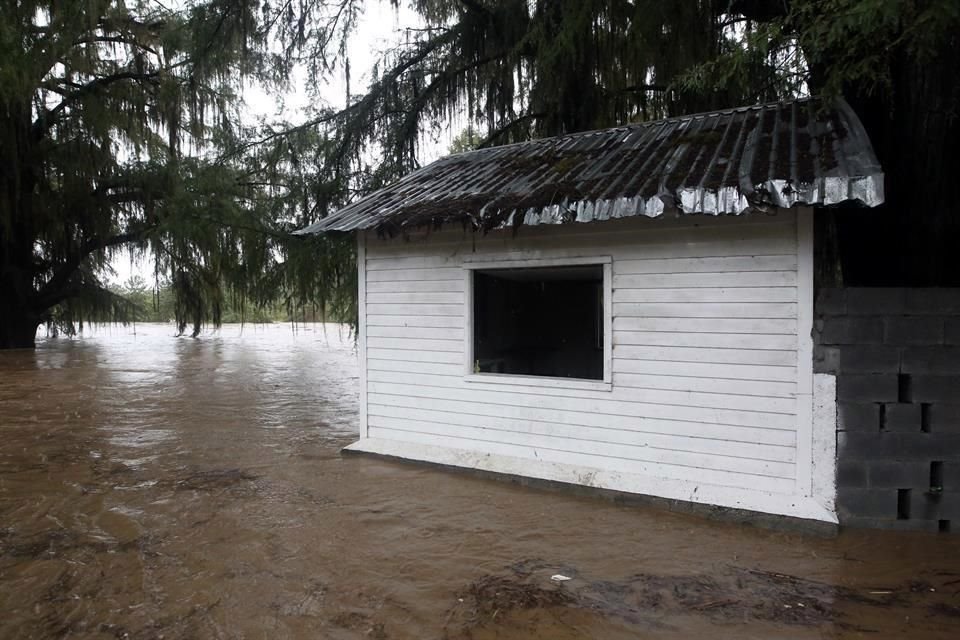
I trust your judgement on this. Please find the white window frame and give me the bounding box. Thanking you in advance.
[463,255,613,392]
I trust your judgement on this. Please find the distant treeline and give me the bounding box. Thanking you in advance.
[109,277,344,325]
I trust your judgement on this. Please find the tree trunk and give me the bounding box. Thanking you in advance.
[0,303,40,349]
[815,23,960,286]
[834,39,960,286]
[1,95,42,349]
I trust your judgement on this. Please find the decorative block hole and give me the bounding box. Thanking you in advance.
[939,520,951,533]
[920,403,932,433]
[897,489,911,520]
[897,374,912,403]
[878,404,887,432]
[930,461,944,493]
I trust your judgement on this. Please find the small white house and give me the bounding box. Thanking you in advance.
[299,98,884,525]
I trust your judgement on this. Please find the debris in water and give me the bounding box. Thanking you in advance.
[452,573,574,629]
[173,468,259,491]
[444,558,955,634]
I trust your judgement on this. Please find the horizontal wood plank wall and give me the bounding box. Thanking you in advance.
[363,213,800,494]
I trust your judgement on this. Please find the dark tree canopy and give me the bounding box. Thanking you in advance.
[0,0,355,348]
[309,0,957,286]
[2,0,957,349]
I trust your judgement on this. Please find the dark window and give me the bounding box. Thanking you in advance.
[472,264,604,380]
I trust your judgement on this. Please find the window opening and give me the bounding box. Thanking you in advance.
[472,264,604,381]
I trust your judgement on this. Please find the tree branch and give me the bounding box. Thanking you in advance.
[33,227,156,311]
[71,35,160,55]
[220,27,459,163]
[34,71,162,137]
[480,112,545,147]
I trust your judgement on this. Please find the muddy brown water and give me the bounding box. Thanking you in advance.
[1,323,958,639]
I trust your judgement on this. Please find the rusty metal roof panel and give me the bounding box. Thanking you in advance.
[297,97,883,235]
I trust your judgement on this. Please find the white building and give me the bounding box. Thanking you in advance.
[299,98,884,525]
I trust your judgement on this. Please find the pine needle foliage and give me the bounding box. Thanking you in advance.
[0,0,355,347]
[3,0,959,349]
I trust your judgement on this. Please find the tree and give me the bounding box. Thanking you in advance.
[310,0,957,284]
[690,0,960,286]
[4,0,957,348]
[448,126,482,154]
[0,1,355,349]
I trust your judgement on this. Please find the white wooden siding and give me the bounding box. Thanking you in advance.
[356,213,818,507]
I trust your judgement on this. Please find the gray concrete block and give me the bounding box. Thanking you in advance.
[892,434,960,460]
[904,289,960,315]
[911,376,960,404]
[837,432,887,458]
[942,463,960,491]
[847,346,901,373]
[946,319,960,346]
[819,318,884,345]
[837,402,881,432]
[838,432,960,459]
[836,487,898,518]
[867,460,930,488]
[901,347,960,375]
[883,403,922,432]
[934,493,960,520]
[818,345,901,374]
[884,317,944,346]
[837,375,899,403]
[815,288,846,315]
[908,491,946,520]
[845,288,906,316]
[927,405,960,433]
[839,516,941,532]
[837,460,868,487]
[813,345,839,374]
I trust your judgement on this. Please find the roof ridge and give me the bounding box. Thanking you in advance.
[441,96,821,160]
[296,95,882,236]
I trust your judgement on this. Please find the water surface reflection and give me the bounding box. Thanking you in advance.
[0,323,957,639]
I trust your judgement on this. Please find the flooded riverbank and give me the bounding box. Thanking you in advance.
[1,323,958,638]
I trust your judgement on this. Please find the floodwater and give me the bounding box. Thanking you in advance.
[0,324,958,639]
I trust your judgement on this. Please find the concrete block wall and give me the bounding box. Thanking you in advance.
[815,288,960,533]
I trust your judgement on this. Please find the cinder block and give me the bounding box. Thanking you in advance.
[904,289,960,315]
[818,346,900,374]
[911,376,960,404]
[837,402,881,432]
[942,462,960,491]
[927,405,960,433]
[946,319,960,346]
[839,432,960,459]
[840,516,940,532]
[836,487,898,518]
[901,347,960,375]
[819,318,884,345]
[883,403,922,432]
[909,491,945,520]
[838,432,888,458]
[815,288,846,315]
[936,493,960,520]
[837,375,899,403]
[884,317,944,346]
[814,345,839,373]
[867,460,929,488]
[846,288,906,316]
[891,433,960,460]
[837,460,868,487]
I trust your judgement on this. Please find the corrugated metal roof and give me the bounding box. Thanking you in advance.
[297,97,883,236]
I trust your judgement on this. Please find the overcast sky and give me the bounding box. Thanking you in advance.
[112,1,437,285]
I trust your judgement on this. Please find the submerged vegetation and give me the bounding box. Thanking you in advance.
[104,277,345,326]
[1,1,957,348]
